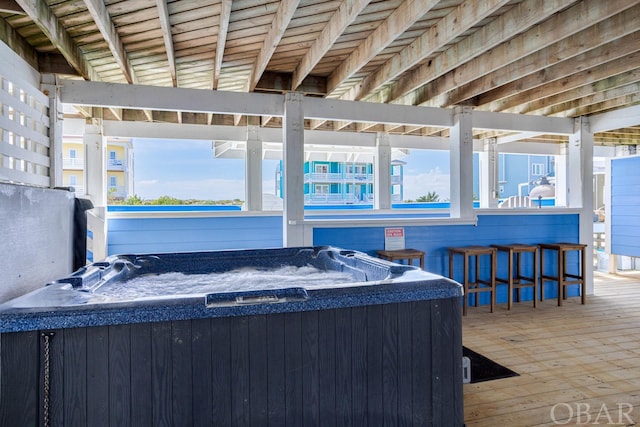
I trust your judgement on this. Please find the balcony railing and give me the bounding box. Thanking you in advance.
[63,157,84,169]
[107,159,125,170]
[344,173,373,182]
[304,172,374,183]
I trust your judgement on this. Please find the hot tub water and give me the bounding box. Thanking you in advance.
[94,265,357,300]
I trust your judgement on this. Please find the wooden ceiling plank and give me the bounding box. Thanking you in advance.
[83,0,135,84]
[291,0,370,91]
[214,0,231,89]
[14,0,98,80]
[483,32,640,113]
[342,0,510,102]
[156,0,177,86]
[389,0,573,102]
[436,4,640,108]
[528,70,640,117]
[545,82,640,118]
[248,0,301,91]
[326,0,441,95]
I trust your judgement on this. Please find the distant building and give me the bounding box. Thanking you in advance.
[277,159,405,205]
[62,137,134,200]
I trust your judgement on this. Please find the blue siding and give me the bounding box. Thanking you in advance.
[106,212,581,306]
[107,216,283,255]
[313,214,581,305]
[610,156,640,256]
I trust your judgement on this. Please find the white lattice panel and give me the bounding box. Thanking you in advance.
[0,44,50,187]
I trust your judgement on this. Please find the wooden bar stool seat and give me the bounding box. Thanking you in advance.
[491,243,538,310]
[539,242,587,306]
[377,248,425,269]
[448,246,496,315]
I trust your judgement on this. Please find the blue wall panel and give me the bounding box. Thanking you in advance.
[107,216,283,255]
[610,156,640,256]
[313,214,581,305]
[106,213,581,307]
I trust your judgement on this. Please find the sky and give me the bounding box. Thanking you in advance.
[132,138,451,202]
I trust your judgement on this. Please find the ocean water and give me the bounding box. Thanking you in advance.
[94,265,357,299]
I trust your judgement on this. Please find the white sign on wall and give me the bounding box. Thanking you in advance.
[384,227,405,250]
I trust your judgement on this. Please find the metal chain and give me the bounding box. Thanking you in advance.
[42,332,55,427]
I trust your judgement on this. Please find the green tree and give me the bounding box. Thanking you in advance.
[416,191,440,202]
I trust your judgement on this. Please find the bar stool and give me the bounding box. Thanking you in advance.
[376,248,425,269]
[491,244,538,309]
[448,246,496,315]
[539,242,587,306]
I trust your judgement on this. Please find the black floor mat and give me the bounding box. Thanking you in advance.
[463,346,519,383]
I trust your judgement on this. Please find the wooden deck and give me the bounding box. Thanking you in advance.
[463,271,640,426]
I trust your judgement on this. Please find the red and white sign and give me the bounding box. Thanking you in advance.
[384,227,405,250]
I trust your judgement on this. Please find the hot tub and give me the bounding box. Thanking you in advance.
[0,246,463,426]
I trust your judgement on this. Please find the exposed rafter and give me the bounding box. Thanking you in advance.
[389,0,571,103]
[483,32,640,113]
[83,0,134,84]
[213,0,232,90]
[341,0,510,102]
[14,0,98,81]
[291,0,370,91]
[326,0,441,96]
[156,0,177,87]
[429,2,640,108]
[249,0,300,92]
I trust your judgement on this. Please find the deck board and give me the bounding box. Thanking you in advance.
[463,271,640,426]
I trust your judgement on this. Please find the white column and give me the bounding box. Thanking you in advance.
[555,143,568,207]
[479,137,499,208]
[374,132,391,210]
[245,125,263,211]
[282,92,305,247]
[571,116,594,294]
[41,74,63,188]
[85,118,106,207]
[449,106,474,218]
[84,118,108,260]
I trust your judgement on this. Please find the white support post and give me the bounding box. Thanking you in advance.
[245,125,263,211]
[568,118,588,209]
[282,92,305,247]
[479,137,499,208]
[375,132,391,210]
[84,118,107,207]
[450,106,474,218]
[571,116,594,294]
[41,74,63,188]
[84,118,108,260]
[555,143,568,207]
[605,157,616,273]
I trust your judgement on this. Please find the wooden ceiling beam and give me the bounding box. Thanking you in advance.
[156,0,177,87]
[249,0,300,91]
[291,0,370,91]
[389,0,572,103]
[83,0,134,84]
[436,5,640,108]
[518,58,640,116]
[15,0,98,81]
[545,82,640,118]
[484,32,640,113]
[213,0,231,90]
[531,72,640,116]
[326,0,441,96]
[342,0,510,102]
